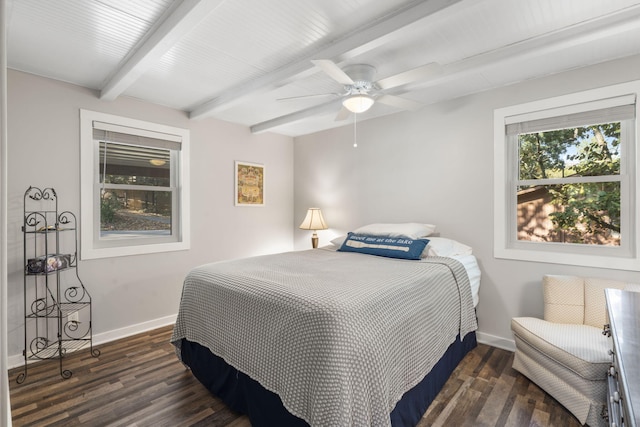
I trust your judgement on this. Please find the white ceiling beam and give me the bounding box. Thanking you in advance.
[100,0,225,101]
[250,101,340,134]
[189,0,464,120]
[250,4,640,134]
[414,3,640,89]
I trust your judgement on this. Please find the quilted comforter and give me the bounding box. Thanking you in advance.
[171,248,477,426]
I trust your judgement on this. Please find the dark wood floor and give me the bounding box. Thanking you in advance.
[8,325,582,427]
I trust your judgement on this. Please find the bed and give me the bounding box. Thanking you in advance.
[171,233,479,427]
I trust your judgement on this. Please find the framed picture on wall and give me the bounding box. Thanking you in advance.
[235,161,265,206]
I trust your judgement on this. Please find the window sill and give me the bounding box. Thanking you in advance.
[494,246,640,271]
[80,240,190,260]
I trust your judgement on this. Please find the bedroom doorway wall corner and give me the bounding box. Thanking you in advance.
[0,0,13,425]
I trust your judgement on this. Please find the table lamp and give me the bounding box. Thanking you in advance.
[299,208,328,248]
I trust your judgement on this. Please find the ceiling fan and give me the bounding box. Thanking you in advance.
[281,59,441,121]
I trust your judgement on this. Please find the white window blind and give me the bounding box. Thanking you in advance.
[506,95,636,135]
[92,121,182,151]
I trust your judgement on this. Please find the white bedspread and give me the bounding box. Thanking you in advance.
[171,248,477,427]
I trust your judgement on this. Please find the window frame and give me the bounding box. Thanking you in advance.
[494,81,640,271]
[80,109,190,260]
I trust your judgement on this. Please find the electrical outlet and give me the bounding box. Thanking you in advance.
[68,311,79,323]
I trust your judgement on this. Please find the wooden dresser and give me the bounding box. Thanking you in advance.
[605,288,640,427]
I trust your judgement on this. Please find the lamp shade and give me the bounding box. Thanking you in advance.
[342,94,374,113]
[299,208,328,231]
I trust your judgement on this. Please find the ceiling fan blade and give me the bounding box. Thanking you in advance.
[376,62,441,90]
[376,94,423,111]
[334,106,352,121]
[312,59,354,85]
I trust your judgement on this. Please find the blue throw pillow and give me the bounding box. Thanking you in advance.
[337,233,430,260]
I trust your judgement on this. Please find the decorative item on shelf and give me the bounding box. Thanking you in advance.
[26,254,71,274]
[299,208,328,248]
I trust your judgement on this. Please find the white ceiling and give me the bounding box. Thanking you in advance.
[7,0,640,137]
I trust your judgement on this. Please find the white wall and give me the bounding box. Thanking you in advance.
[6,70,294,362]
[8,52,640,364]
[293,54,640,350]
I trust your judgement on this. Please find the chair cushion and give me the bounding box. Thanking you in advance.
[625,283,640,292]
[511,317,610,381]
[543,275,584,324]
[584,277,625,328]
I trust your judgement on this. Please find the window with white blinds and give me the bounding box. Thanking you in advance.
[80,110,190,260]
[494,81,640,271]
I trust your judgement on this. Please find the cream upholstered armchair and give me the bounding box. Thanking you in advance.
[511,275,640,427]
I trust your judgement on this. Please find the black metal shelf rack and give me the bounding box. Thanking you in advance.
[17,186,99,384]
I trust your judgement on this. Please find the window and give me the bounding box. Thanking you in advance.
[80,110,190,259]
[494,81,640,270]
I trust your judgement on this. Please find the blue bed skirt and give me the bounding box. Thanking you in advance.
[180,331,476,427]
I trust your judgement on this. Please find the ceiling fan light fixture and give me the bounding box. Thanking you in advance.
[343,94,374,113]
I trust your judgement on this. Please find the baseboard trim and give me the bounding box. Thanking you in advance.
[477,331,516,352]
[8,314,177,370]
[92,314,177,347]
[8,317,514,370]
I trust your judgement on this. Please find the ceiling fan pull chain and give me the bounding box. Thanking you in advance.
[353,113,358,148]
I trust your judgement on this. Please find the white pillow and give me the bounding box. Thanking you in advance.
[353,223,436,239]
[422,237,472,257]
[330,235,347,246]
